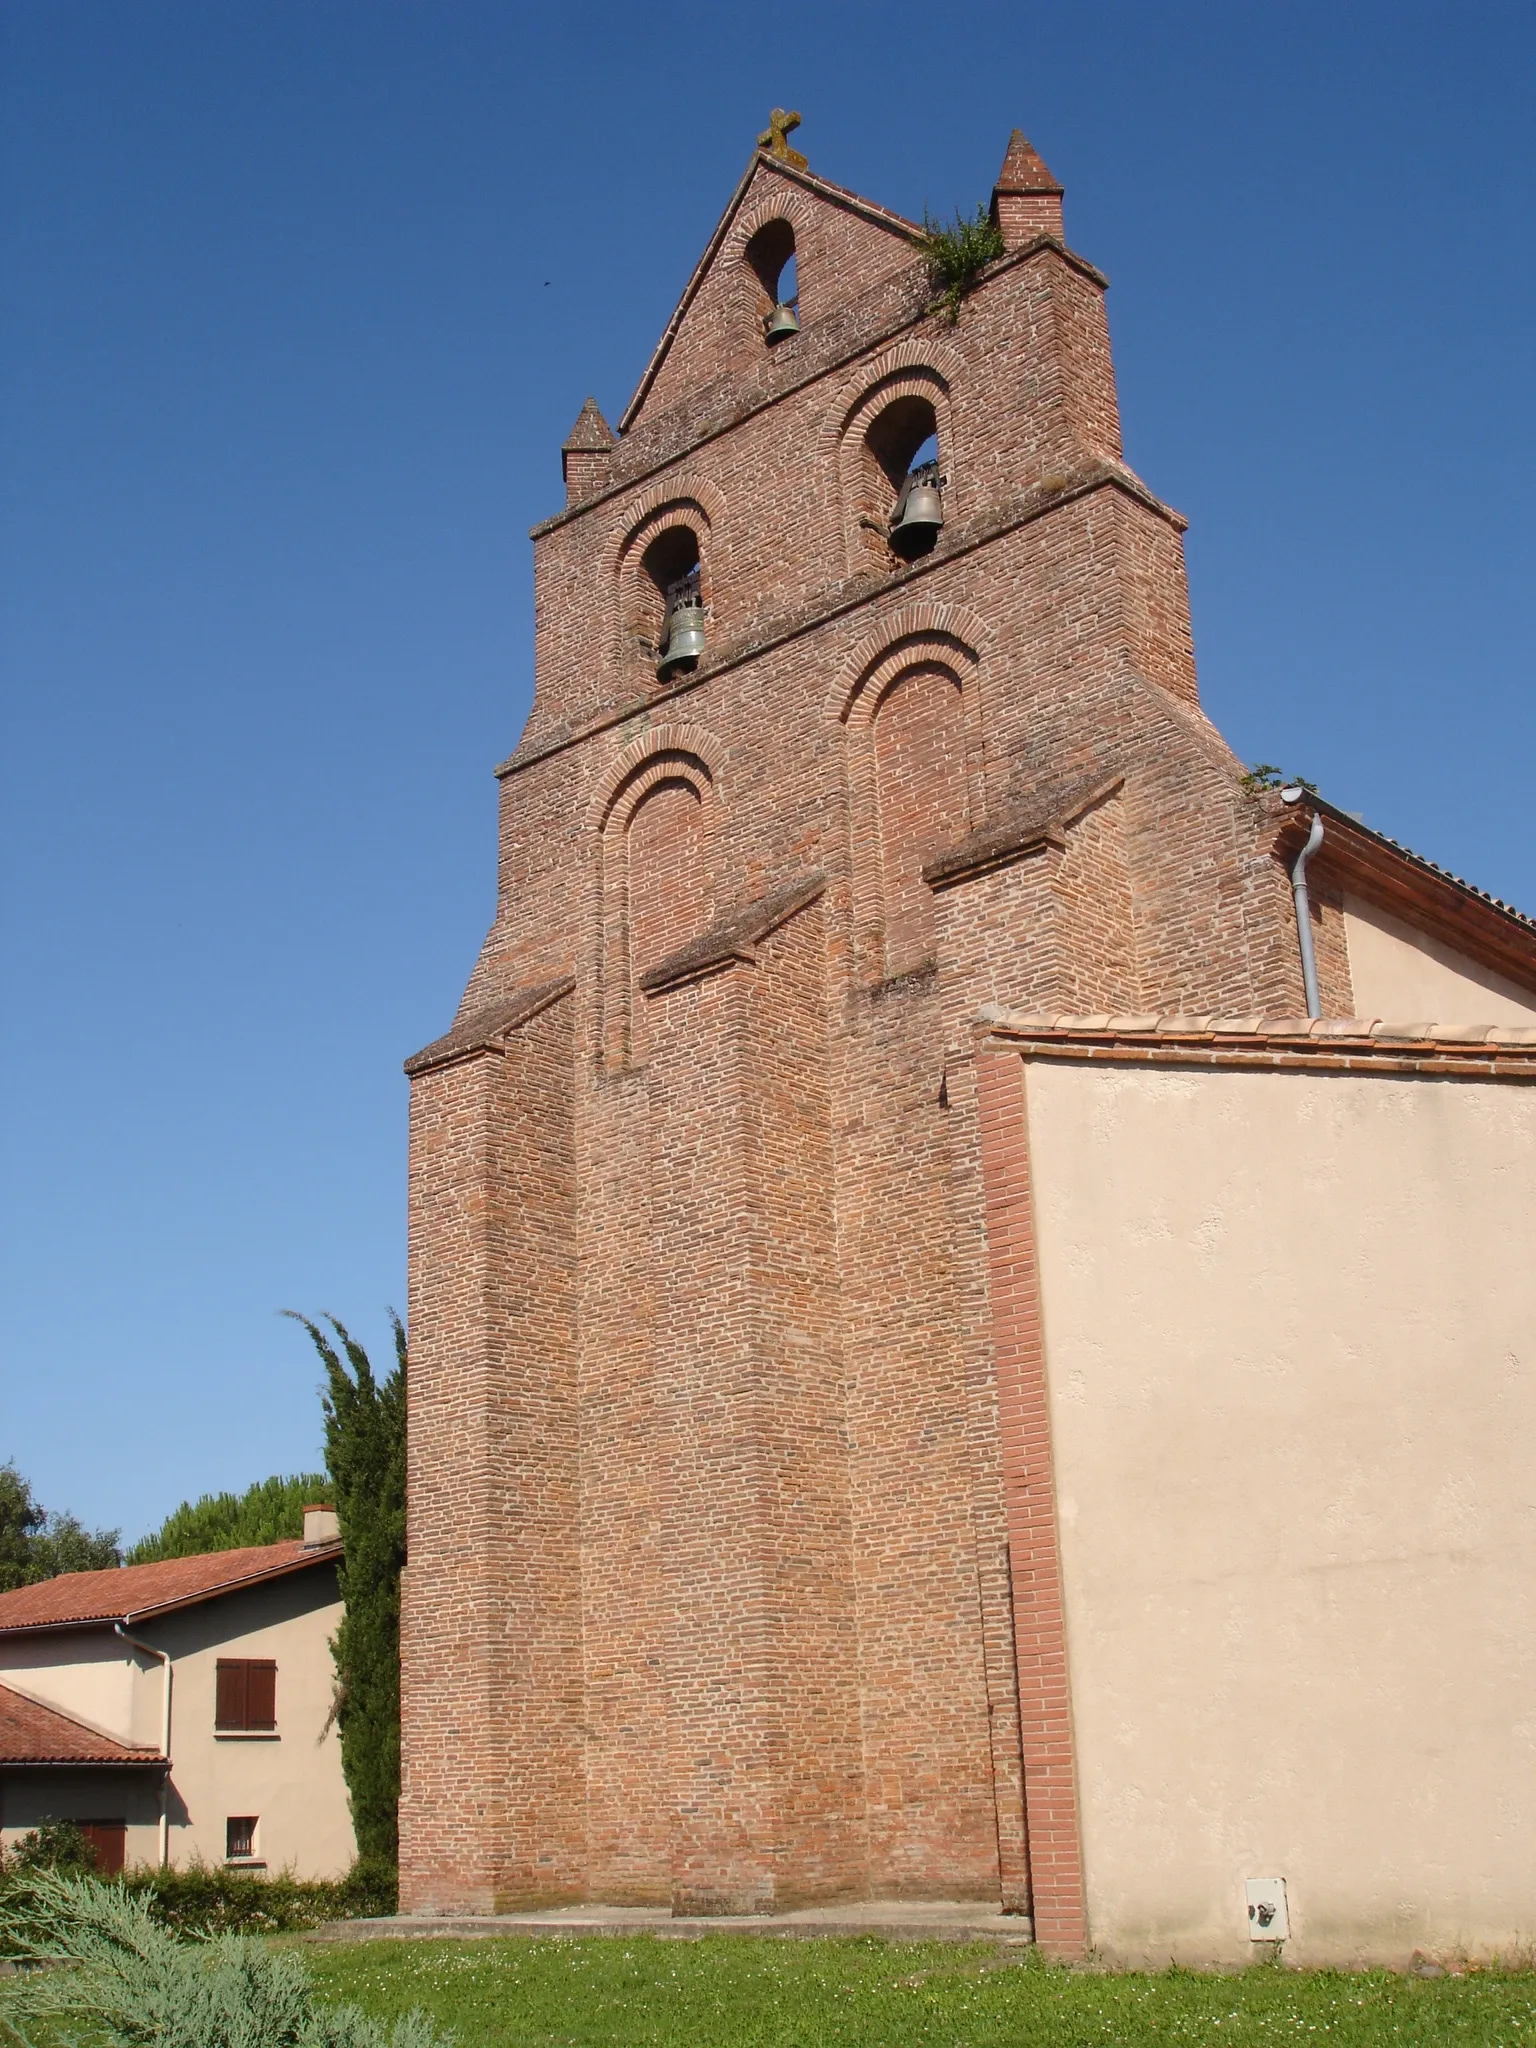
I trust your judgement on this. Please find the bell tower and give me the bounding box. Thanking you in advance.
[399,123,1309,1931]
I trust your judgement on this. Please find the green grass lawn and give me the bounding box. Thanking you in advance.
[304,1934,1536,2046]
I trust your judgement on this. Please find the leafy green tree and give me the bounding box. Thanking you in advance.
[284,1312,406,1865]
[0,1463,120,1592]
[126,1472,329,1564]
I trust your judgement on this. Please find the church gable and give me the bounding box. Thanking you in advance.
[621,148,922,434]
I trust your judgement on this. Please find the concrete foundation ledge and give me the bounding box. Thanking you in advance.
[309,1901,1035,1945]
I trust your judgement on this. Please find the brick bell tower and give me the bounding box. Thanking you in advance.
[400,123,1311,1925]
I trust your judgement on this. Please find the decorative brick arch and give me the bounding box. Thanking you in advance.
[826,341,965,573]
[730,191,817,266]
[824,337,966,445]
[730,192,817,327]
[586,723,727,1063]
[608,474,732,669]
[830,602,996,724]
[587,721,728,833]
[831,613,991,981]
[607,474,731,577]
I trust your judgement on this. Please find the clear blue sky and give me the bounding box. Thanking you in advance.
[3,2,1532,1546]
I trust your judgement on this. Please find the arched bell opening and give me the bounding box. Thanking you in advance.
[743,219,800,344]
[642,526,707,681]
[866,396,946,561]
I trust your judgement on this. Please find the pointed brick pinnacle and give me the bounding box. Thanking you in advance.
[562,396,614,453]
[994,129,1064,197]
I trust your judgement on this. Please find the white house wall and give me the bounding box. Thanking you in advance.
[0,1628,145,1743]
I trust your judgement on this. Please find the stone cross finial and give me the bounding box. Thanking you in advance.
[758,108,808,170]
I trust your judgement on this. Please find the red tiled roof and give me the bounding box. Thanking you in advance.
[0,1540,340,1635]
[0,1681,166,1766]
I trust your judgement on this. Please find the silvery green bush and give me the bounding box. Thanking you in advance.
[0,1869,444,2048]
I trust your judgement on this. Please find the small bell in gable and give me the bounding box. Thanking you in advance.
[657,568,707,680]
[889,460,946,559]
[765,300,800,343]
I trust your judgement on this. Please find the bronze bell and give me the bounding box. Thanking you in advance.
[889,461,945,558]
[765,300,800,343]
[658,585,707,679]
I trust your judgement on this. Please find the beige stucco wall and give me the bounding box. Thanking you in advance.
[1343,893,1536,1024]
[0,1631,140,1745]
[0,1564,354,1878]
[1022,1055,1536,1967]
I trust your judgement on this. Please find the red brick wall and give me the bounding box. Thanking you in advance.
[402,997,580,1910]
[975,1049,1087,1955]
[401,139,1343,1925]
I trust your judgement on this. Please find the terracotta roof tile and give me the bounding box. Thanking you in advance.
[0,1540,340,1635]
[0,1681,166,1766]
[975,1008,1536,1073]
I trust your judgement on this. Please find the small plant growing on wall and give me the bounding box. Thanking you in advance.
[920,206,1005,324]
[1239,762,1317,795]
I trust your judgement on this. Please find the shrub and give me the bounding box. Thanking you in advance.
[122,1857,397,1934]
[0,1866,442,2048]
[0,1840,396,1935]
[3,1820,100,1877]
[920,205,1005,324]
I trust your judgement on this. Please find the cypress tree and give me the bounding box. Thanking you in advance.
[283,1311,407,1866]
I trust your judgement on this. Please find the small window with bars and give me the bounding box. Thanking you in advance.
[215,1659,277,1733]
[225,1815,258,1862]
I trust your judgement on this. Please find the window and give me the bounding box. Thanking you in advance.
[215,1658,277,1733]
[225,1815,259,1863]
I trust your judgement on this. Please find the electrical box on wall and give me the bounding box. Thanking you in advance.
[1246,1877,1290,1940]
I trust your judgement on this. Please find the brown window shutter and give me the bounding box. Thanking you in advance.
[80,1820,127,1874]
[246,1661,277,1730]
[215,1659,245,1730]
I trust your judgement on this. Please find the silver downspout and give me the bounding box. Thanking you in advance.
[114,1620,172,1868]
[1281,789,1324,1020]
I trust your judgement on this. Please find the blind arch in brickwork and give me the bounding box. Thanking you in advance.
[832,614,991,981]
[587,722,728,833]
[832,602,997,725]
[587,725,727,1063]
